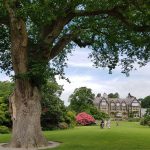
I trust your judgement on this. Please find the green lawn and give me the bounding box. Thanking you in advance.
[0,122,150,150]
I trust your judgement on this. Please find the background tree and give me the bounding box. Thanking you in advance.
[69,87,109,120]
[0,0,150,148]
[140,108,150,126]
[141,96,150,108]
[108,92,119,98]
[69,87,95,113]
[0,81,14,127]
[41,80,66,130]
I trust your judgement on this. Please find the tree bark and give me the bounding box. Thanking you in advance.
[9,80,48,148]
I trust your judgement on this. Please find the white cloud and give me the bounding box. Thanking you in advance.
[57,47,150,106]
[112,63,150,77]
[57,73,150,106]
[67,47,93,68]
[56,75,95,105]
[0,73,11,81]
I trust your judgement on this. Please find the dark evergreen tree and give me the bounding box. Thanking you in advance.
[141,96,150,108]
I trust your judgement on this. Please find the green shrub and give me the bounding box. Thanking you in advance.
[140,118,145,125]
[64,111,76,128]
[58,122,68,129]
[89,106,109,120]
[140,115,150,126]
[0,126,9,134]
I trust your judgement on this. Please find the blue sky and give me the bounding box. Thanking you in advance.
[0,47,150,105]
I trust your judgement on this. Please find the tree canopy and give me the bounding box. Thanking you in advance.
[0,0,150,81]
[69,87,95,113]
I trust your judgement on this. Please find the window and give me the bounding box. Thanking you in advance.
[132,107,139,111]
[111,103,115,110]
[101,106,107,110]
[122,103,126,111]
[132,102,139,106]
[116,103,120,106]
[134,113,139,118]
[116,103,120,110]
[100,100,108,110]
[101,102,107,106]
[122,103,126,106]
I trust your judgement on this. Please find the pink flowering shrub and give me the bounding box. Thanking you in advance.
[76,112,95,126]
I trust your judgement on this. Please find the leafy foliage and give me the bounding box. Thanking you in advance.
[145,108,150,116]
[0,81,14,127]
[41,80,66,130]
[69,87,109,120]
[0,25,11,74]
[141,96,150,108]
[69,87,95,113]
[108,93,120,98]
[0,125,9,134]
[64,111,76,128]
[0,80,75,130]
[0,1,150,146]
[41,79,76,130]
[140,108,150,126]
[141,108,150,126]
[89,106,109,120]
[0,0,150,83]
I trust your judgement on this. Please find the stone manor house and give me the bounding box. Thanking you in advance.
[93,93,141,118]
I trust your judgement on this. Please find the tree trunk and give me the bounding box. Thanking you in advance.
[4,4,48,148]
[9,80,48,148]
[8,23,48,147]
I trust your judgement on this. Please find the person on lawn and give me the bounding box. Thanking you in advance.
[100,119,105,129]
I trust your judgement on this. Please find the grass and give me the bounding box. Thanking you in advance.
[0,122,150,150]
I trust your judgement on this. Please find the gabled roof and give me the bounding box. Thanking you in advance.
[99,97,109,104]
[94,93,140,105]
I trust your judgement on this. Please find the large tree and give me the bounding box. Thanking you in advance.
[0,0,150,148]
[69,87,95,113]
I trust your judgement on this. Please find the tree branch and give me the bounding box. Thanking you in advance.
[74,5,127,17]
[49,34,74,59]
[3,0,15,18]
[74,5,150,32]
[39,3,149,61]
[108,9,150,32]
[3,0,21,20]
[40,9,75,46]
[39,2,80,45]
